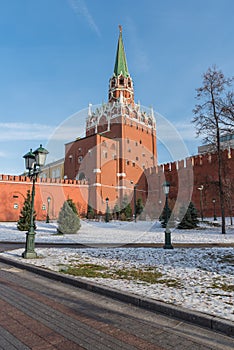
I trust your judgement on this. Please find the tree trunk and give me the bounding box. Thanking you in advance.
[217,133,226,234]
[212,90,226,234]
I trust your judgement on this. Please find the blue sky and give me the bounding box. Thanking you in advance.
[0,0,233,174]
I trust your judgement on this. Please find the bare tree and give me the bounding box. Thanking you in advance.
[192,66,234,234]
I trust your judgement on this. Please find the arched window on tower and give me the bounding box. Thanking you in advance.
[119,77,124,85]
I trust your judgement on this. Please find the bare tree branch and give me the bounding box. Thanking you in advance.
[192,66,234,234]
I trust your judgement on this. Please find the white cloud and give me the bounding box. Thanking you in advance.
[0,151,7,158]
[68,0,101,37]
[0,122,54,141]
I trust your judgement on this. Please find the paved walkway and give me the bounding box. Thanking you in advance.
[0,260,233,350]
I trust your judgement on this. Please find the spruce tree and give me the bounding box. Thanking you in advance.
[124,203,132,220]
[136,198,144,216]
[17,190,37,231]
[113,204,120,220]
[57,200,81,234]
[177,202,199,229]
[66,198,78,215]
[86,204,95,219]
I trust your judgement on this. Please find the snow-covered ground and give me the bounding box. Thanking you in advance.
[0,220,234,322]
[0,219,234,245]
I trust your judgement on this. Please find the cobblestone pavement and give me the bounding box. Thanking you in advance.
[0,261,233,350]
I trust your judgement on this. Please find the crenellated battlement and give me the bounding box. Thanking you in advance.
[144,148,233,178]
[0,174,88,186]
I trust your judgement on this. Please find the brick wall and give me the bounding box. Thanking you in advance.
[0,175,88,222]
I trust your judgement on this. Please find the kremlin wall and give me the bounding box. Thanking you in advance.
[0,148,233,222]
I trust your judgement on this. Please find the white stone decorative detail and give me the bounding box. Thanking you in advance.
[93,168,101,173]
[117,173,126,177]
[86,102,156,131]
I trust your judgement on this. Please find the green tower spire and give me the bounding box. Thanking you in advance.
[114,25,129,77]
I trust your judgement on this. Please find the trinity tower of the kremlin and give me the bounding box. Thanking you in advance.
[64,26,157,213]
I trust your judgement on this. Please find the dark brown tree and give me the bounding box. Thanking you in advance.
[192,66,234,234]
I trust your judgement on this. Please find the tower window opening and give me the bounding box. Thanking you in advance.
[119,78,124,85]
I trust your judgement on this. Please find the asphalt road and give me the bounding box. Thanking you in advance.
[0,260,233,350]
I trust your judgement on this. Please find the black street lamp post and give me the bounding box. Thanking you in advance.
[22,145,49,259]
[46,196,51,223]
[198,185,204,221]
[163,181,173,249]
[212,198,217,221]
[131,181,138,222]
[133,185,137,222]
[105,197,109,223]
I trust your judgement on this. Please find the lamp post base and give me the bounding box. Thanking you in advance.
[163,228,173,249]
[22,251,37,259]
[22,231,37,259]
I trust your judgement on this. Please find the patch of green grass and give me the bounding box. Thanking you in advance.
[113,268,163,283]
[60,264,181,287]
[211,282,234,292]
[218,254,234,265]
[62,263,109,278]
[157,278,182,288]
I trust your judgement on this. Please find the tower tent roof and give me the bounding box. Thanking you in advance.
[114,25,129,78]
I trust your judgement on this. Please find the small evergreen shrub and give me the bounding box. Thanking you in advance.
[57,200,81,234]
[124,203,132,220]
[113,204,120,220]
[136,198,144,219]
[86,204,95,219]
[120,195,132,220]
[66,198,78,215]
[177,202,199,229]
[17,190,37,231]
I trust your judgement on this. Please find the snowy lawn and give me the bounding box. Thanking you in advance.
[0,219,234,245]
[0,220,234,322]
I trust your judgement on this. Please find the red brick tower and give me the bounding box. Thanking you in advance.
[64,26,157,214]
